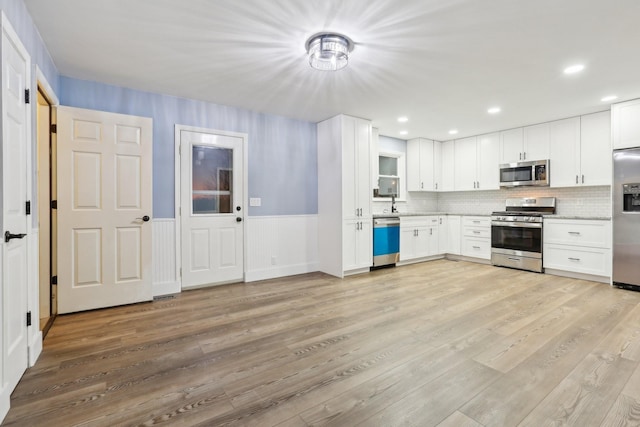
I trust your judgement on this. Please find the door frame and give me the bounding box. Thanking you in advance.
[174,125,249,290]
[35,66,59,339]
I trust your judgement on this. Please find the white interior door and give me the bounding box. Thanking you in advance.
[180,129,244,288]
[1,15,30,403]
[57,106,152,314]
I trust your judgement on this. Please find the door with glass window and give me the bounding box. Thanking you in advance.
[180,129,244,288]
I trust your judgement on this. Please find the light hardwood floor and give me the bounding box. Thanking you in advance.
[5,259,640,426]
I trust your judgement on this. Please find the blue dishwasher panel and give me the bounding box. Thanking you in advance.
[373,225,400,256]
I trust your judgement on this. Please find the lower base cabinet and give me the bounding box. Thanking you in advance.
[400,216,439,261]
[461,216,491,260]
[343,219,372,272]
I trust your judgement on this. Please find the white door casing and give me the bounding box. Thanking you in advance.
[57,106,153,314]
[1,12,31,410]
[178,128,245,289]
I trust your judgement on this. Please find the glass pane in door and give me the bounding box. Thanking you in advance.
[192,145,233,214]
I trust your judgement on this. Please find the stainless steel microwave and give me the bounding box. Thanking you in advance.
[499,160,550,187]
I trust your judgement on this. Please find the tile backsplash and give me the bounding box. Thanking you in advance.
[373,186,611,217]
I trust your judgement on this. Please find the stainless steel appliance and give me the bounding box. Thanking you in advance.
[613,148,640,290]
[499,159,550,187]
[491,197,556,273]
[373,216,400,267]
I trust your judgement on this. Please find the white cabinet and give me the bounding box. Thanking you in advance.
[446,215,461,255]
[343,219,373,271]
[580,111,612,186]
[550,113,611,187]
[399,216,439,261]
[613,98,640,149]
[438,216,447,254]
[543,219,611,278]
[500,126,549,163]
[461,216,491,260]
[454,133,499,191]
[407,138,437,191]
[433,141,442,191]
[440,141,455,191]
[318,114,372,277]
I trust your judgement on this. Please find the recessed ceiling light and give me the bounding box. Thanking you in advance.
[448,129,458,135]
[487,107,501,114]
[563,64,585,75]
[601,95,618,102]
[399,130,408,136]
[397,116,408,123]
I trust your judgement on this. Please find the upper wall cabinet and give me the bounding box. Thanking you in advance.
[341,116,372,219]
[500,126,549,163]
[613,98,640,150]
[407,138,437,191]
[550,112,611,187]
[454,133,499,191]
[440,141,455,191]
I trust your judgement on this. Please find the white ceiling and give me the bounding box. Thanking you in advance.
[24,0,640,141]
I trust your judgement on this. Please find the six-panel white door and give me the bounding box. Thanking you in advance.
[180,129,244,288]
[57,106,153,313]
[1,16,30,401]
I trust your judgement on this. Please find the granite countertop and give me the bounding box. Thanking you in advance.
[544,215,611,221]
[372,212,491,218]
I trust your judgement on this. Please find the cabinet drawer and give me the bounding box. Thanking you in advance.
[544,219,611,248]
[463,227,490,239]
[543,244,611,276]
[463,216,490,227]
[461,237,491,260]
[400,216,430,227]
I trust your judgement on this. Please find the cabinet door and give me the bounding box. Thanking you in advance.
[343,220,358,270]
[415,227,431,258]
[477,133,500,190]
[523,122,550,161]
[342,117,358,218]
[400,227,416,261]
[421,139,435,191]
[441,141,455,191]
[406,139,422,191]
[356,219,372,268]
[549,117,580,187]
[433,141,442,191]
[447,215,461,255]
[613,99,640,149]
[581,111,611,186]
[438,216,447,254]
[355,118,372,216]
[500,128,524,163]
[454,137,477,191]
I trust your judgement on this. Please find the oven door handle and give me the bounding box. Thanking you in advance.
[491,221,542,229]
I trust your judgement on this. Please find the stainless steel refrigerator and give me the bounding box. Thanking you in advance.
[613,148,640,289]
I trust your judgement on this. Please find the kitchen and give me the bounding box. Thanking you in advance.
[4,0,640,425]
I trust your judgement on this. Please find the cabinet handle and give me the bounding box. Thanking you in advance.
[473,230,480,234]
[568,231,581,235]
[473,181,476,189]
[472,245,481,249]
[576,175,578,184]
[523,152,526,160]
[430,228,433,236]
[519,153,522,160]
[582,175,584,184]
[439,218,442,225]
[568,257,581,262]
[472,220,481,224]
[476,181,480,189]
[435,183,438,190]
[507,257,521,261]
[421,182,424,189]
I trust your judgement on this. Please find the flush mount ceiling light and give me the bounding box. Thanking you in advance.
[305,32,354,71]
[601,95,618,102]
[487,107,501,114]
[563,64,585,74]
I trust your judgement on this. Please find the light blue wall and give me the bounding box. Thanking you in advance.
[59,77,318,218]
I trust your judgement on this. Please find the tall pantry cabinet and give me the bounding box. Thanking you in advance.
[318,114,373,278]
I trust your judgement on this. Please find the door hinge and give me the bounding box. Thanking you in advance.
[25,200,31,215]
[51,275,57,285]
[25,89,30,104]
[26,311,32,327]
[51,200,57,209]
[50,123,57,133]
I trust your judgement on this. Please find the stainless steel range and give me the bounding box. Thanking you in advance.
[491,197,556,273]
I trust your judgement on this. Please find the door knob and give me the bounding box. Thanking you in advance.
[236,217,243,222]
[136,215,150,222]
[5,231,26,243]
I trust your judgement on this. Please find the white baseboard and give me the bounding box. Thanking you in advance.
[152,281,181,297]
[28,331,42,366]
[0,385,9,425]
[245,262,319,282]
[544,268,610,284]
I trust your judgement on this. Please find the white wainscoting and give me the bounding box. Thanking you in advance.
[245,215,319,282]
[152,219,179,296]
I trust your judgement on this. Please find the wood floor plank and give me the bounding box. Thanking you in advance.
[5,260,640,426]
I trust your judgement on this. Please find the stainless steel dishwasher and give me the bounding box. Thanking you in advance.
[372,217,400,267]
